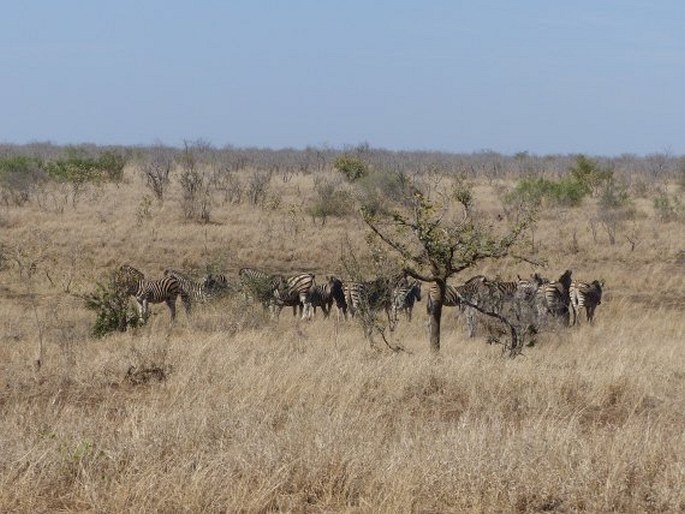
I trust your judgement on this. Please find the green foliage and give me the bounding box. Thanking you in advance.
[307,178,353,223]
[334,155,369,182]
[505,176,586,208]
[0,155,47,206]
[45,149,126,183]
[240,274,280,309]
[653,192,685,222]
[599,179,631,210]
[0,155,43,176]
[83,282,142,337]
[505,156,615,210]
[505,177,552,208]
[568,155,612,197]
[677,162,685,191]
[354,169,409,217]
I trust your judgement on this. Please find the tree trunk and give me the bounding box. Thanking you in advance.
[428,279,446,352]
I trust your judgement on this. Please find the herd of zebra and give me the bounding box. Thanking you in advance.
[112,264,603,337]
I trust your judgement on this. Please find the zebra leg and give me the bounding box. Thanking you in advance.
[587,304,596,323]
[270,302,283,319]
[182,294,192,316]
[387,307,397,332]
[465,307,476,338]
[302,300,313,320]
[166,297,176,321]
[571,302,578,326]
[137,298,147,323]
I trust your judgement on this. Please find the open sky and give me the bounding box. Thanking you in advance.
[1,1,683,155]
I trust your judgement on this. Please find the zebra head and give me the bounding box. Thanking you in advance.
[557,269,573,291]
[113,264,145,294]
[591,280,604,304]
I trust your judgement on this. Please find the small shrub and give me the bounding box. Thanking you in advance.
[504,177,553,209]
[83,282,142,337]
[505,174,590,210]
[308,178,353,224]
[247,171,272,206]
[334,155,369,182]
[141,150,173,202]
[353,169,409,216]
[568,155,612,197]
[0,155,47,206]
[653,193,685,222]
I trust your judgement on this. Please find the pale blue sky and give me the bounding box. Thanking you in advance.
[1,1,683,155]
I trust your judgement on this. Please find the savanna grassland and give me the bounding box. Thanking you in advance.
[1,146,684,513]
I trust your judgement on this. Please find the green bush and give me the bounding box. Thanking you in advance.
[83,282,142,337]
[548,177,590,207]
[0,155,47,205]
[653,193,685,222]
[504,177,555,208]
[505,156,614,210]
[568,155,612,197]
[45,149,126,184]
[334,155,369,182]
[308,179,353,223]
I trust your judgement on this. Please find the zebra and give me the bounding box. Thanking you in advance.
[306,276,347,319]
[570,280,603,325]
[391,279,422,325]
[116,265,183,322]
[426,276,487,337]
[344,275,402,330]
[238,267,282,309]
[201,273,231,297]
[272,273,316,320]
[163,268,216,314]
[484,273,547,319]
[536,269,573,327]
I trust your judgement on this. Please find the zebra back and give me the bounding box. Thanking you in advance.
[239,267,281,306]
[306,276,347,318]
[274,273,316,306]
[164,269,208,301]
[536,269,573,325]
[136,275,181,303]
[392,279,422,322]
[344,277,393,316]
[202,273,230,296]
[570,279,603,324]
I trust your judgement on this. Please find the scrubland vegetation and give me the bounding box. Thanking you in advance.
[1,142,684,512]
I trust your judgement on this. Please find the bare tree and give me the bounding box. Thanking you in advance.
[361,179,531,353]
[141,145,174,202]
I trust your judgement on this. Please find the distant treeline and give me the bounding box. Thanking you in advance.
[1,141,683,180]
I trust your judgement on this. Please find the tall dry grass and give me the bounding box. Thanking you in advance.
[1,166,684,512]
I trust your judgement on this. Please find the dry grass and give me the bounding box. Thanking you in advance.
[1,167,684,513]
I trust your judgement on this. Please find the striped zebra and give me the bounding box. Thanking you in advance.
[162,269,215,314]
[344,275,401,330]
[570,280,603,325]
[203,273,229,293]
[116,265,183,322]
[536,269,573,327]
[426,276,487,337]
[484,273,547,319]
[272,273,316,319]
[238,267,282,309]
[306,276,347,319]
[391,279,422,325]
